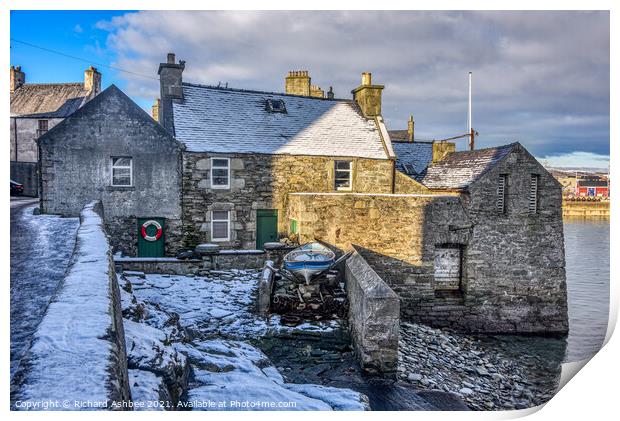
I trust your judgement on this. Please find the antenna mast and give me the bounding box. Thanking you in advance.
[467,72,472,133]
[467,71,475,150]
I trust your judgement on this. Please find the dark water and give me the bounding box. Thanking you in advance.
[563,219,610,362]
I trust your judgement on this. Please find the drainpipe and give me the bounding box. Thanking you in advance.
[13,118,18,161]
[391,159,396,194]
[38,143,43,210]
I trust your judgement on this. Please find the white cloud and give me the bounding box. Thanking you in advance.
[538,152,610,170]
[74,24,83,33]
[96,10,610,158]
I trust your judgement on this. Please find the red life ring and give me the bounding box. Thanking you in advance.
[141,220,162,242]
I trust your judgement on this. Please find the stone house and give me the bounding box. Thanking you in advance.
[156,54,422,249]
[10,65,102,195]
[290,138,568,333]
[38,85,183,257]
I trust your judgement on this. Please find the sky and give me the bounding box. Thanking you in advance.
[10,10,610,169]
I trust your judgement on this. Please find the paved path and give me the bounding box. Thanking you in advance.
[10,198,79,380]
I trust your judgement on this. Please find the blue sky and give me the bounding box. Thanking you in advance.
[10,10,610,169]
[10,11,134,93]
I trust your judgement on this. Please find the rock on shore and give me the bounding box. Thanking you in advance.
[398,323,559,410]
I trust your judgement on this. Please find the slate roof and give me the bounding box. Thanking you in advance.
[419,143,518,190]
[577,179,608,187]
[37,85,178,146]
[10,83,90,118]
[393,141,434,177]
[171,83,392,159]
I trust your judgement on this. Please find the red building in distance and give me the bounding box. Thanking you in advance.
[576,177,610,197]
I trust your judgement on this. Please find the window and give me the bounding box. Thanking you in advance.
[497,174,507,213]
[211,210,230,241]
[111,157,132,186]
[37,119,48,137]
[266,99,286,113]
[211,158,230,189]
[529,174,539,214]
[334,160,353,191]
[434,246,462,291]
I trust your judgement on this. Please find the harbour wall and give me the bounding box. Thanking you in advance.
[562,199,610,219]
[11,201,131,410]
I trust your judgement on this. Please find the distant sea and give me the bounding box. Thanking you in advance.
[564,219,610,362]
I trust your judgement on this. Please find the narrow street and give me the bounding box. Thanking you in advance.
[10,197,79,380]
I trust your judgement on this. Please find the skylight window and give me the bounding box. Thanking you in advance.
[266,99,286,113]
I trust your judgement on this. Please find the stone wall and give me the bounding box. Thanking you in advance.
[39,86,184,256]
[10,117,63,163]
[393,170,432,194]
[286,180,568,334]
[182,152,394,249]
[11,201,131,409]
[457,145,568,333]
[346,247,400,376]
[114,248,289,274]
[562,199,610,219]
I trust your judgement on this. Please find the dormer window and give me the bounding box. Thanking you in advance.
[267,99,286,113]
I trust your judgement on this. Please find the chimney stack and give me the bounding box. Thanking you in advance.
[285,70,311,96]
[158,52,185,131]
[10,65,25,93]
[151,98,160,122]
[432,141,456,164]
[84,66,102,96]
[351,72,384,118]
[407,115,415,142]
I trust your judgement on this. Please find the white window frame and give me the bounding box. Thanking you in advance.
[210,157,230,189]
[211,210,230,242]
[110,156,133,187]
[334,160,353,191]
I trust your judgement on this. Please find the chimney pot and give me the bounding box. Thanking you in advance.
[361,72,372,86]
[407,115,415,142]
[167,53,175,64]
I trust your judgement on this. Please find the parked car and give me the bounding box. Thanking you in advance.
[10,180,24,196]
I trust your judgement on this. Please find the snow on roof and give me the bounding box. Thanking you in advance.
[393,141,434,177]
[420,143,518,190]
[172,83,391,160]
[10,83,90,118]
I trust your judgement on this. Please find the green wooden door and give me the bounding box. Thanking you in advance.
[256,209,278,249]
[137,218,165,257]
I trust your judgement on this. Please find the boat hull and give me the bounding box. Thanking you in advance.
[283,243,336,283]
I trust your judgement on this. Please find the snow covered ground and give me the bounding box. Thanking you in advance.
[10,204,79,379]
[122,270,368,410]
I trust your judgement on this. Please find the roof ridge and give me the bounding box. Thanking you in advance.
[19,82,85,87]
[446,142,519,155]
[182,82,351,102]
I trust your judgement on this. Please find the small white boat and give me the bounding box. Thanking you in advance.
[283,242,336,284]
